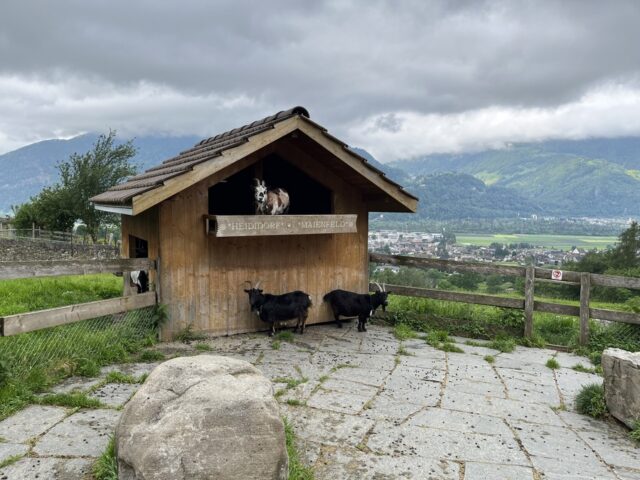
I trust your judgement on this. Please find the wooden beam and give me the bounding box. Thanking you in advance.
[369,253,525,276]
[371,283,524,309]
[131,118,300,215]
[579,273,591,346]
[590,273,640,290]
[1,292,156,336]
[0,258,156,281]
[524,265,534,339]
[534,301,579,316]
[590,308,640,325]
[296,118,418,213]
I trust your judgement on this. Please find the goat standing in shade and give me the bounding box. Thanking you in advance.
[243,281,312,335]
[253,178,290,215]
[323,283,389,332]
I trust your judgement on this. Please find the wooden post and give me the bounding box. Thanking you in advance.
[32,223,35,239]
[580,272,591,346]
[524,265,534,339]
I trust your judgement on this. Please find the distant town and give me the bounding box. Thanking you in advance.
[368,229,592,267]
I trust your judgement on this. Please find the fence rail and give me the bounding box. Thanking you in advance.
[0,258,155,280]
[369,253,640,345]
[0,258,158,336]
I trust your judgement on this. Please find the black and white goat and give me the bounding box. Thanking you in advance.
[243,281,312,335]
[130,271,149,293]
[253,178,290,215]
[323,283,388,332]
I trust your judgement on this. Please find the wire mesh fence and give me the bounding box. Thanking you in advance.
[0,306,161,388]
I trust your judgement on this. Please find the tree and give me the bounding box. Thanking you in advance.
[58,131,137,242]
[608,221,640,270]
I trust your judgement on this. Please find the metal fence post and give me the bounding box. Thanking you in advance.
[524,265,535,339]
[580,273,591,346]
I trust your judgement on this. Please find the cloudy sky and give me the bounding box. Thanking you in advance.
[1,0,640,161]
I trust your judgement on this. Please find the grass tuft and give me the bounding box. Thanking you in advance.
[575,383,607,418]
[393,323,417,341]
[488,338,516,353]
[283,417,315,480]
[36,392,105,409]
[546,358,560,369]
[397,345,413,356]
[0,454,24,469]
[271,340,281,350]
[104,371,146,384]
[629,420,640,443]
[139,350,165,362]
[93,435,118,480]
[194,343,212,351]
[274,331,295,343]
[484,355,495,364]
[286,399,305,407]
[273,377,308,390]
[439,342,464,353]
[174,324,206,343]
[572,364,600,375]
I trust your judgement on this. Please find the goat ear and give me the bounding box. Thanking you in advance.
[261,180,266,187]
[258,289,263,293]
[243,289,250,293]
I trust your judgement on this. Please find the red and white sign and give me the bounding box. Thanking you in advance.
[551,270,563,281]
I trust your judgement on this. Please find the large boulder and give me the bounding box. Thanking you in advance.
[116,355,288,479]
[602,348,640,428]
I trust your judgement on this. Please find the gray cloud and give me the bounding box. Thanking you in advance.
[1,0,639,158]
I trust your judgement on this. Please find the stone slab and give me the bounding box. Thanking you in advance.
[0,457,93,480]
[307,388,372,414]
[441,390,563,426]
[89,382,139,408]
[361,393,424,422]
[575,426,640,471]
[463,462,535,480]
[331,366,389,386]
[100,362,160,378]
[408,407,514,436]
[0,405,67,443]
[314,446,460,480]
[284,407,374,448]
[368,421,529,465]
[0,442,28,464]
[50,376,102,394]
[33,408,119,457]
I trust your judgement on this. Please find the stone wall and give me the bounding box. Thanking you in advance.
[0,238,119,262]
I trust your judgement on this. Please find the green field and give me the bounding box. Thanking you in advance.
[455,233,618,250]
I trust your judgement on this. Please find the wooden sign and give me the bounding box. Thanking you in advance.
[209,214,358,237]
[552,270,563,281]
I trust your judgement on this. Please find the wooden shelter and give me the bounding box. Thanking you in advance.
[91,107,417,338]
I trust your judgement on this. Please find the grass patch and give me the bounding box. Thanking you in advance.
[572,364,600,375]
[174,324,206,343]
[0,454,24,469]
[488,338,516,353]
[484,355,495,364]
[194,343,212,351]
[546,358,560,369]
[439,342,464,353]
[318,375,329,383]
[104,371,146,384]
[629,420,640,443]
[274,331,295,343]
[576,383,607,418]
[286,399,305,407]
[393,323,417,341]
[330,364,354,373]
[465,340,486,347]
[36,392,105,409]
[273,377,308,390]
[397,345,413,356]
[93,435,117,480]
[284,417,315,480]
[425,330,450,345]
[0,274,121,316]
[138,349,165,362]
[272,340,281,350]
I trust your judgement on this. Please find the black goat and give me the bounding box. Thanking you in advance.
[244,281,312,336]
[323,283,388,332]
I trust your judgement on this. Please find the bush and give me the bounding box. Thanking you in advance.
[488,337,516,353]
[546,358,560,369]
[575,384,607,418]
[630,420,640,443]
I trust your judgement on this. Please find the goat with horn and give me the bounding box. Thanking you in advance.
[253,178,290,215]
[243,280,312,336]
[323,283,389,332]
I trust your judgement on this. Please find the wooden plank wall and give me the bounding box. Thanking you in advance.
[154,139,369,339]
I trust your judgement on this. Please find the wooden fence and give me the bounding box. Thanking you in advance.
[0,258,157,337]
[369,253,640,345]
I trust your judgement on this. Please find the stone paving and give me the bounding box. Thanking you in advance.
[1,323,639,479]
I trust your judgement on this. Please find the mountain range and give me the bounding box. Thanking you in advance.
[1,134,639,219]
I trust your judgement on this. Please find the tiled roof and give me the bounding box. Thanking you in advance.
[90,106,417,207]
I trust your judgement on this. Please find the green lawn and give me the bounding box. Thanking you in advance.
[0,274,122,316]
[455,233,617,250]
